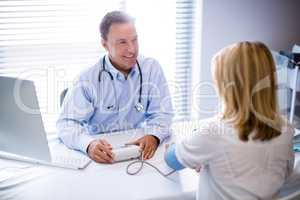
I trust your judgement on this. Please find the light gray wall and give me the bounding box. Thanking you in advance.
[197,0,300,119]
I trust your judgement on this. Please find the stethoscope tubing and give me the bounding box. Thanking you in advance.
[98,55,143,111]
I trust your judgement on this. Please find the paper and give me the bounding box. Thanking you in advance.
[292,44,300,53]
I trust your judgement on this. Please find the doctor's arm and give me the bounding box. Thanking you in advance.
[56,79,114,163]
[56,79,96,153]
[128,62,173,159]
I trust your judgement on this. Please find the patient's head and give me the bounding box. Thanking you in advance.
[212,41,283,142]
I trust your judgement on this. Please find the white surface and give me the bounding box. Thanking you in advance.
[0,124,299,200]
[0,128,198,200]
[0,143,91,170]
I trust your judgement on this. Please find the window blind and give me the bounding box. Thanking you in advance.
[0,0,199,131]
[0,0,123,132]
[174,0,195,120]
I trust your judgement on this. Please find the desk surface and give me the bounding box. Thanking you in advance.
[0,128,199,200]
[0,122,300,200]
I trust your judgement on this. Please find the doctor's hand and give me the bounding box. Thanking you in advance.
[127,135,159,160]
[87,139,114,164]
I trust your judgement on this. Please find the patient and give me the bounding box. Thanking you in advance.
[164,41,295,200]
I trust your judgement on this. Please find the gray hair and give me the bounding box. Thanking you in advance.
[99,11,135,40]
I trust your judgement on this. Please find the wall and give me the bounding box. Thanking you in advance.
[197,0,300,119]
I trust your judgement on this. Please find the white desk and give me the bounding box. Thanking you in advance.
[0,122,300,200]
[0,127,198,200]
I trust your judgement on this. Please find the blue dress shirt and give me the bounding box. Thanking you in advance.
[57,55,174,153]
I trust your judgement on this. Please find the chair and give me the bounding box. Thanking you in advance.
[60,88,68,107]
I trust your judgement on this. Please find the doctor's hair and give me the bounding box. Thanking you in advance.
[100,11,135,40]
[212,41,284,142]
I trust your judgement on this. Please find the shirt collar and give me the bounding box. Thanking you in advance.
[103,54,138,80]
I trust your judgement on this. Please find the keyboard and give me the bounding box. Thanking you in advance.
[51,154,91,170]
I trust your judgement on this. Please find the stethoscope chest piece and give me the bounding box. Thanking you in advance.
[135,102,144,112]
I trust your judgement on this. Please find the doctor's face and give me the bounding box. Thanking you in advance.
[102,22,139,74]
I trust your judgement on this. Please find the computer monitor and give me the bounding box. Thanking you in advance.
[0,76,51,162]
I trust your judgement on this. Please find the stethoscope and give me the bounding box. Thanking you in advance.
[98,55,144,112]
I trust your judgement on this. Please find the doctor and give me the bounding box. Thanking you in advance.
[57,11,173,163]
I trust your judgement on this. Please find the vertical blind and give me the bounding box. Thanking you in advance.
[0,0,198,131]
[174,0,195,119]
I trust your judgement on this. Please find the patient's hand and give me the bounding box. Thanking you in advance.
[127,135,159,160]
[87,139,114,163]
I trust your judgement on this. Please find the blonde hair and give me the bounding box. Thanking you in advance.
[213,41,283,141]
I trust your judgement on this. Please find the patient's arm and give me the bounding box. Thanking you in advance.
[164,144,185,170]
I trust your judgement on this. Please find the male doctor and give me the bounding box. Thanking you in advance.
[57,11,173,163]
